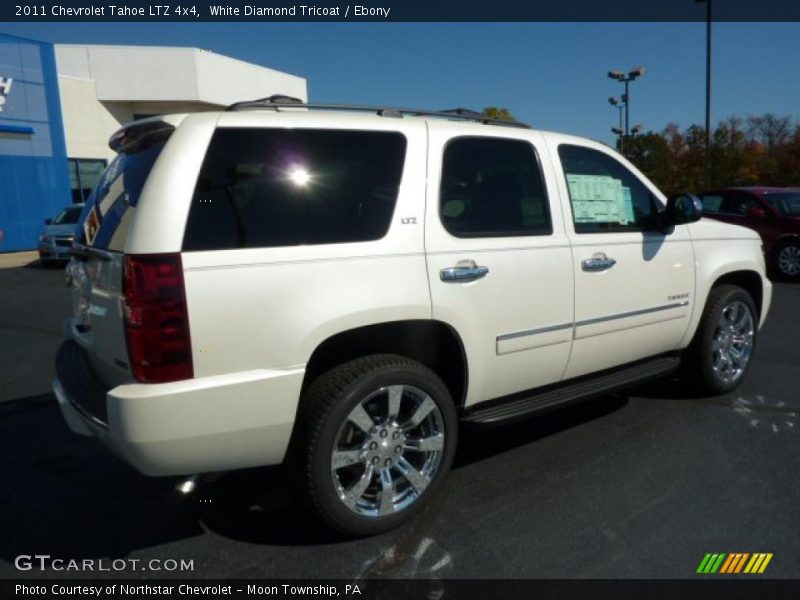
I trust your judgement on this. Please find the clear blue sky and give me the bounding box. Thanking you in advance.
[2,22,799,145]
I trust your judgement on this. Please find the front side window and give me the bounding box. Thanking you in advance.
[700,194,724,213]
[183,128,406,251]
[53,205,83,225]
[558,144,659,233]
[439,137,551,238]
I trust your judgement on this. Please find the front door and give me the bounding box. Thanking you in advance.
[548,141,696,379]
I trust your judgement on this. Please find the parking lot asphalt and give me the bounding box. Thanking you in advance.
[1,255,798,580]
[0,252,71,404]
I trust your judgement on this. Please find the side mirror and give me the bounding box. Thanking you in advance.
[665,193,703,228]
[747,206,767,219]
[44,218,52,225]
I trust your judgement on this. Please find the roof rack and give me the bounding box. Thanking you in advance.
[224,95,530,129]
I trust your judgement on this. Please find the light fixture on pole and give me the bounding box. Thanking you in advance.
[607,66,646,139]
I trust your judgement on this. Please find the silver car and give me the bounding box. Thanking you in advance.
[38,204,84,266]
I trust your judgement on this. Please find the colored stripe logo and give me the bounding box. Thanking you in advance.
[696,553,773,574]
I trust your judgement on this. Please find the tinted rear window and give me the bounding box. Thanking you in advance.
[182,128,407,251]
[77,137,169,251]
[440,137,552,238]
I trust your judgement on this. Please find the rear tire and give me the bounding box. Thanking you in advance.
[681,285,758,396]
[288,354,457,536]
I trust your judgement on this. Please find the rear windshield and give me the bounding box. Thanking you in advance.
[763,192,800,217]
[76,128,171,251]
[182,128,407,251]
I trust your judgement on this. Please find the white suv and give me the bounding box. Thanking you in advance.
[55,98,771,535]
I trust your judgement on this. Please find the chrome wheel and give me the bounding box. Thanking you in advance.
[711,300,755,386]
[778,244,800,276]
[331,384,445,518]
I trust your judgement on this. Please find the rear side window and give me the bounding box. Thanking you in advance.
[719,193,757,215]
[77,130,171,251]
[182,128,407,251]
[763,192,800,217]
[439,137,552,238]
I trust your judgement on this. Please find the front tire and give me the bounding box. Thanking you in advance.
[682,285,758,396]
[289,354,458,536]
[775,241,800,279]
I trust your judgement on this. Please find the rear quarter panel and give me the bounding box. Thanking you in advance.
[175,114,432,377]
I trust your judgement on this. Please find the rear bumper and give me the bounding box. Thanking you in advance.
[54,340,305,476]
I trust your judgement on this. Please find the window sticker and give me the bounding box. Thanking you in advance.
[567,174,633,225]
[620,186,635,224]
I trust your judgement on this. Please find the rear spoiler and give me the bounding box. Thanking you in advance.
[109,119,176,153]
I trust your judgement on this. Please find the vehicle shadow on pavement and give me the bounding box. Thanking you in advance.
[22,259,51,269]
[195,394,630,547]
[0,392,629,555]
[0,400,204,567]
[627,376,704,401]
[191,467,343,547]
[453,394,628,468]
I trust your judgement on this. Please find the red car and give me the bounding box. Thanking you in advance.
[698,187,800,279]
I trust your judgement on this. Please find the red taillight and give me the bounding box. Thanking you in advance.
[123,253,193,383]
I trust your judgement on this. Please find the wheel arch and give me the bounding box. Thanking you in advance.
[775,234,800,247]
[711,270,763,319]
[300,320,469,410]
[680,267,765,349]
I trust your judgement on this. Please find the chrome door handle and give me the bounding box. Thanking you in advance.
[440,260,489,283]
[581,253,617,272]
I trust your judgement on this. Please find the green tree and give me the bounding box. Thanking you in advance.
[481,107,516,122]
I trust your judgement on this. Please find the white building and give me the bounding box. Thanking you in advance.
[55,44,307,202]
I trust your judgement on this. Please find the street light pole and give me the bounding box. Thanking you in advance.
[624,79,630,137]
[705,0,712,188]
[695,0,712,188]
[608,97,625,153]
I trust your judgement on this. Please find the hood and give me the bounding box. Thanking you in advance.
[687,217,761,241]
[41,223,79,238]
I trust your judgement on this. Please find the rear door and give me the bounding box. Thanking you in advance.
[424,126,574,406]
[69,121,174,387]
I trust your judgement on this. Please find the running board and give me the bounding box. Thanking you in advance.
[462,356,680,426]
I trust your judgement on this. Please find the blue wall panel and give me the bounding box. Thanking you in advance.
[0,32,71,252]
